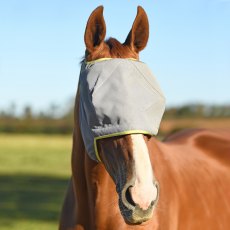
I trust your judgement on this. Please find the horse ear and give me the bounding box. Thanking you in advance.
[124,6,149,52]
[84,6,106,53]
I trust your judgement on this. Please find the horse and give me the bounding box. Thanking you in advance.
[59,6,230,230]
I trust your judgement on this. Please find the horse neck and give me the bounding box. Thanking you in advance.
[71,87,118,228]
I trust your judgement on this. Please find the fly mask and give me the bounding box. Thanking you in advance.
[79,58,166,162]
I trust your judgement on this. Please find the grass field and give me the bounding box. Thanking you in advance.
[1,119,229,229]
[0,134,72,230]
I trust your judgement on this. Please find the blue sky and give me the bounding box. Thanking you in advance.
[0,0,230,114]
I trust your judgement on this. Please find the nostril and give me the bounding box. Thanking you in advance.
[125,186,136,207]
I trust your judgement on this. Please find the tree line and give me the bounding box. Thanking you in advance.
[0,103,229,134]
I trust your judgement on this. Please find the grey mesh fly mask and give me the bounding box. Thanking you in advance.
[79,58,166,162]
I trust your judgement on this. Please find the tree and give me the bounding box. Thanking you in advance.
[23,105,33,119]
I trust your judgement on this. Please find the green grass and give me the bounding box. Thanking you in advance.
[0,134,72,230]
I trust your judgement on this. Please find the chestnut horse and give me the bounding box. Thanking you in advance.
[59,6,230,230]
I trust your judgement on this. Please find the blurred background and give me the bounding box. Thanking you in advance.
[0,0,229,229]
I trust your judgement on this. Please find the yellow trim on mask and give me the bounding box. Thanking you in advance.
[86,58,137,65]
[94,130,153,162]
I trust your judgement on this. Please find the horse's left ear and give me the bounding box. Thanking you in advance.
[84,6,106,53]
[124,6,149,52]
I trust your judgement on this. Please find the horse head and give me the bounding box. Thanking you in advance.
[59,6,230,229]
[79,6,165,224]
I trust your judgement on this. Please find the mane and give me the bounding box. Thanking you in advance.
[105,38,136,58]
[81,37,138,64]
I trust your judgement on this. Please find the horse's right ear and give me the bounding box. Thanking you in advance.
[84,6,106,53]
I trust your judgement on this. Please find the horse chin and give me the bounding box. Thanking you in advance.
[118,198,154,225]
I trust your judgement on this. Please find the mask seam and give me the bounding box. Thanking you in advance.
[131,62,165,99]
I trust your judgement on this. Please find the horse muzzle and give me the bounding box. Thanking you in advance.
[119,180,160,224]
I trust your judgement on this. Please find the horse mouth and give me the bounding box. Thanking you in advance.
[118,181,159,225]
[119,196,155,225]
[121,204,155,224]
